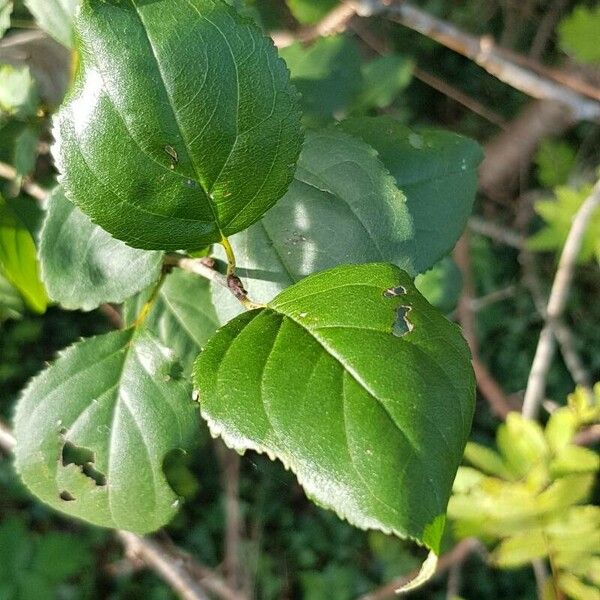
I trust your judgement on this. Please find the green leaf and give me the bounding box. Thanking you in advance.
[496,414,549,479]
[14,327,198,533]
[40,187,163,311]
[529,185,600,264]
[0,195,47,313]
[0,0,12,38]
[463,442,513,480]
[212,123,480,323]
[124,269,219,374]
[53,0,303,251]
[0,64,39,119]
[24,0,79,48]
[279,35,362,125]
[211,128,416,323]
[351,54,413,114]
[535,140,576,188]
[195,263,475,554]
[340,116,482,273]
[558,5,600,65]
[414,257,463,314]
[493,529,547,567]
[286,0,338,24]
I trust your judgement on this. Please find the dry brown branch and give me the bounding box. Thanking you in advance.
[271,2,358,48]
[454,235,514,419]
[215,440,244,591]
[529,0,569,60]
[479,100,575,199]
[0,160,49,203]
[357,538,483,600]
[353,0,600,121]
[522,180,600,419]
[350,18,507,128]
[468,217,525,249]
[574,425,600,447]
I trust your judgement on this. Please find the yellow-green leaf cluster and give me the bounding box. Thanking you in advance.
[528,184,600,264]
[449,386,600,600]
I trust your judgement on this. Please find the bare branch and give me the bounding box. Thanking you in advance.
[272,2,358,48]
[454,234,515,419]
[0,160,49,203]
[118,532,210,600]
[468,217,525,249]
[522,180,600,419]
[215,441,244,591]
[352,0,600,122]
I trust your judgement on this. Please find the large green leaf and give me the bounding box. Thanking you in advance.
[24,0,79,48]
[124,269,219,374]
[195,263,475,554]
[53,0,303,251]
[341,116,482,272]
[0,195,47,313]
[212,123,480,323]
[40,187,163,311]
[14,328,199,533]
[211,128,418,323]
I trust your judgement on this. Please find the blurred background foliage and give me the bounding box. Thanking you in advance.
[0,0,599,598]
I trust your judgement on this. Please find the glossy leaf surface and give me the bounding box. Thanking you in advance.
[14,328,199,533]
[212,123,480,323]
[40,187,163,311]
[53,0,303,250]
[341,116,482,273]
[196,263,475,553]
[0,195,47,313]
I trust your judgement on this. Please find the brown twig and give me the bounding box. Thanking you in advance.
[574,425,600,447]
[358,538,483,600]
[214,441,244,592]
[353,0,600,121]
[349,19,507,129]
[99,303,124,329]
[529,0,569,60]
[468,217,525,249]
[522,179,600,419]
[454,234,514,419]
[0,160,48,203]
[271,1,358,48]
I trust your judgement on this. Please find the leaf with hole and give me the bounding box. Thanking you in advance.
[14,328,199,533]
[53,0,303,251]
[196,263,475,555]
[40,187,163,311]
